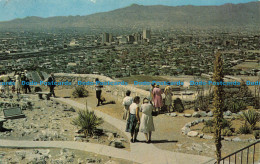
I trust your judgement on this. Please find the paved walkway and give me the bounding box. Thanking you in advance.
[0,95,214,163]
[0,139,136,162]
[51,97,214,164]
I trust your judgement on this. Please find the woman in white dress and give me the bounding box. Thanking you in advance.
[15,73,22,94]
[140,98,155,143]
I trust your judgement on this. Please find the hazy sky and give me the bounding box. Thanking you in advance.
[0,0,258,21]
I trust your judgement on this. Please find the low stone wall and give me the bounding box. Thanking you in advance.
[54,73,150,102]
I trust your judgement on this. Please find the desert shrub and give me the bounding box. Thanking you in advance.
[72,109,104,136]
[253,130,260,139]
[237,124,252,134]
[203,119,233,134]
[195,95,210,112]
[72,86,89,98]
[223,99,247,113]
[240,109,260,129]
[221,128,233,136]
[173,98,184,113]
[204,120,214,127]
[220,119,232,129]
[202,126,214,133]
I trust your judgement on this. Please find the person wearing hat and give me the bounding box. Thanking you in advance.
[152,84,163,114]
[140,98,155,143]
[122,90,133,120]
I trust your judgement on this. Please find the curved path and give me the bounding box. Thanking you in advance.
[0,97,214,164]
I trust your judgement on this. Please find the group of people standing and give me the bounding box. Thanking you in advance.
[122,82,173,143]
[0,70,31,95]
[149,82,173,114]
[0,71,56,97]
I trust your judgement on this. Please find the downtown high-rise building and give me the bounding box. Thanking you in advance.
[143,29,151,40]
[102,33,109,43]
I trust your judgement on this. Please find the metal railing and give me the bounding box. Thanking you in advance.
[215,140,260,164]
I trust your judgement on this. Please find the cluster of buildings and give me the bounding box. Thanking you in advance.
[0,29,259,78]
[101,29,151,45]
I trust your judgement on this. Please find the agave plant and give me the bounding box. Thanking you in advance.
[240,109,260,130]
[72,109,104,136]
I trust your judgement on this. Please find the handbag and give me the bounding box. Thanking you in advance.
[152,111,158,116]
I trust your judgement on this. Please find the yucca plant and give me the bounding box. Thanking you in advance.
[72,109,104,136]
[240,109,260,130]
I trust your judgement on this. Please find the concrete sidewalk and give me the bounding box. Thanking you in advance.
[0,139,136,162]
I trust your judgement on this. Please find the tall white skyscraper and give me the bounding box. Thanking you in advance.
[143,29,151,40]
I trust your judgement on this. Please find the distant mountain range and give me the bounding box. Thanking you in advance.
[0,2,259,31]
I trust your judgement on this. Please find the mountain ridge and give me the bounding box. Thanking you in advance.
[0,2,259,30]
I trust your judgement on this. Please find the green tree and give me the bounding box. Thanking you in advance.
[213,52,224,163]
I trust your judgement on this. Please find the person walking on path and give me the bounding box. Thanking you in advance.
[122,90,133,120]
[153,84,163,114]
[140,98,155,143]
[15,72,22,94]
[47,73,56,97]
[95,78,103,107]
[126,96,140,143]
[164,82,173,113]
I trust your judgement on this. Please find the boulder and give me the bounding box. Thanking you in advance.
[224,110,232,116]
[184,114,192,117]
[192,112,201,118]
[185,123,192,128]
[232,137,242,142]
[170,113,177,117]
[109,140,125,148]
[187,131,199,137]
[203,135,213,140]
[181,127,191,135]
[199,111,207,117]
[198,133,204,138]
[106,133,113,140]
[207,111,213,117]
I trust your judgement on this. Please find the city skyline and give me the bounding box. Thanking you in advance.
[0,0,258,21]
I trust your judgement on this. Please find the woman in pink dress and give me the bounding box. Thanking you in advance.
[152,84,163,114]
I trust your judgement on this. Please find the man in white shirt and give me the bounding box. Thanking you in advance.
[122,90,133,120]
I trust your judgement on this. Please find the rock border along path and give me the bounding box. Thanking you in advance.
[0,97,214,164]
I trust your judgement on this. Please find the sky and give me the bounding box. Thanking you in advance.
[0,0,258,21]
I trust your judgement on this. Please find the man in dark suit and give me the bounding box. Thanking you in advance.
[48,73,56,97]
